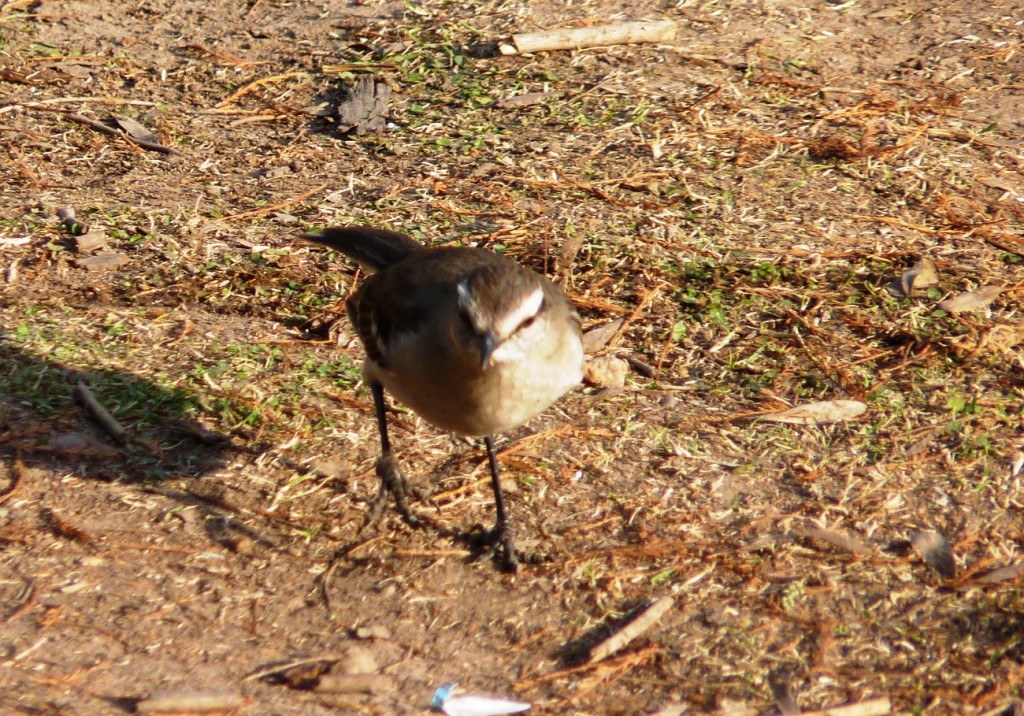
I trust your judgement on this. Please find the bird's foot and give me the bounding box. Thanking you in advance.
[362,453,428,531]
[481,521,520,573]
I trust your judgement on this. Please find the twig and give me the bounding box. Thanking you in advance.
[6,96,157,107]
[74,381,128,445]
[500,20,677,55]
[18,103,179,154]
[223,184,327,221]
[588,596,675,663]
[6,141,41,188]
[515,644,660,688]
[608,286,661,348]
[217,71,307,108]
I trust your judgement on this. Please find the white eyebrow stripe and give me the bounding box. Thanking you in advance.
[495,286,544,338]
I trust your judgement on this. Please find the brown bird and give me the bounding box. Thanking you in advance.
[304,226,584,570]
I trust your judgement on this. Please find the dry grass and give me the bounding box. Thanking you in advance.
[1,1,1022,714]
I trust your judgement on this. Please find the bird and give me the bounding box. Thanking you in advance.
[303,225,584,570]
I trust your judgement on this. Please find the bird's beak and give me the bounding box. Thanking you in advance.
[479,331,497,369]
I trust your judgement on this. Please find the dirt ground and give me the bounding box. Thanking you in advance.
[2,0,1023,714]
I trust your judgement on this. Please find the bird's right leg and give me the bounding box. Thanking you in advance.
[364,381,423,529]
[483,435,519,572]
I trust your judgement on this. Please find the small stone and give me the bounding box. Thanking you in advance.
[336,644,379,675]
[583,355,629,388]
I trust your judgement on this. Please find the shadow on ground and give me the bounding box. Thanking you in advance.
[0,334,231,483]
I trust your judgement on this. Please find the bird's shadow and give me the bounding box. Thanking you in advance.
[0,334,247,547]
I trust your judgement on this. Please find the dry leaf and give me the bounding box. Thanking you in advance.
[799,526,874,557]
[111,114,160,145]
[974,562,1024,585]
[890,257,938,297]
[938,286,1002,313]
[977,175,1020,195]
[763,400,867,425]
[582,318,624,353]
[911,530,955,578]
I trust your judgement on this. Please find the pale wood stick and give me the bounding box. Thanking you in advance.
[799,697,891,716]
[74,382,128,445]
[500,20,677,55]
[588,595,674,663]
[136,689,246,714]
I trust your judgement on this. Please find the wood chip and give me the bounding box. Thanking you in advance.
[557,227,585,277]
[937,286,1003,314]
[762,400,867,425]
[911,530,955,578]
[588,595,674,663]
[336,75,391,134]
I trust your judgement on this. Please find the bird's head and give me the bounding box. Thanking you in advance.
[456,265,546,370]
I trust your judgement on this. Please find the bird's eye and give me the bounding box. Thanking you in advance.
[517,314,538,332]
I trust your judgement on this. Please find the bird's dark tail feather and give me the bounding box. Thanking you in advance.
[303,226,423,270]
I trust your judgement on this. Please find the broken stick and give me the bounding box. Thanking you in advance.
[588,595,675,663]
[500,20,677,55]
[74,382,128,445]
